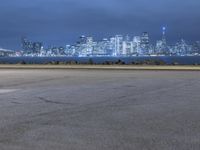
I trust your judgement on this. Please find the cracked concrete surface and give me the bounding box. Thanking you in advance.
[0,69,200,150]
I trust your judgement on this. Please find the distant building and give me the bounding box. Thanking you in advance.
[115,35,123,56]
[155,27,170,55]
[33,42,42,54]
[0,48,15,57]
[65,45,73,56]
[133,36,141,55]
[21,37,42,55]
[109,37,116,56]
[21,37,33,54]
[79,35,87,44]
[93,38,110,56]
[140,32,150,55]
[192,41,200,55]
[174,39,189,55]
[122,35,133,56]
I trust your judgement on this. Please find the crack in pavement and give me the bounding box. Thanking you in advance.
[37,97,74,105]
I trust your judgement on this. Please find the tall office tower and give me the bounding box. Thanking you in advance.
[40,46,46,56]
[115,35,123,56]
[86,37,93,46]
[109,37,116,56]
[155,27,169,55]
[65,45,71,56]
[162,27,167,44]
[161,27,169,54]
[79,35,87,44]
[32,42,43,54]
[86,37,94,55]
[140,32,150,55]
[21,37,43,55]
[156,40,164,54]
[133,36,141,55]
[102,38,111,56]
[76,36,86,56]
[122,35,133,56]
[77,36,94,56]
[21,37,33,54]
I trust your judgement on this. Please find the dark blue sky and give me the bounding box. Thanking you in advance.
[0,0,200,50]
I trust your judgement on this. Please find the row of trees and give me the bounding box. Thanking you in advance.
[0,59,190,65]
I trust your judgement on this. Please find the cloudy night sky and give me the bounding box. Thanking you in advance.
[0,0,200,50]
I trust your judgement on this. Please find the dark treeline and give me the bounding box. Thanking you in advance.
[1,58,199,66]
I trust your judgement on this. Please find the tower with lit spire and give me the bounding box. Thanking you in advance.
[162,27,167,44]
[155,27,169,55]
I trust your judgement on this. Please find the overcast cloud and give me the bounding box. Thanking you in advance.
[0,0,200,49]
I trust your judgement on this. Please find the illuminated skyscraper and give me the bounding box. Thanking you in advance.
[162,27,166,41]
[33,42,43,54]
[140,32,150,55]
[122,35,133,56]
[21,37,33,53]
[79,35,87,44]
[109,37,116,56]
[21,37,42,55]
[156,27,169,55]
[133,36,141,55]
[114,35,123,56]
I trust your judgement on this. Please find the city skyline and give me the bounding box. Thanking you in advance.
[1,27,200,51]
[1,26,200,57]
[0,0,200,50]
[12,28,199,57]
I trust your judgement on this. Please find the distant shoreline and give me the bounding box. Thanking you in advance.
[1,64,200,71]
[1,56,200,66]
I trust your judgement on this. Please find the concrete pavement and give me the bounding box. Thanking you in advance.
[0,69,200,150]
